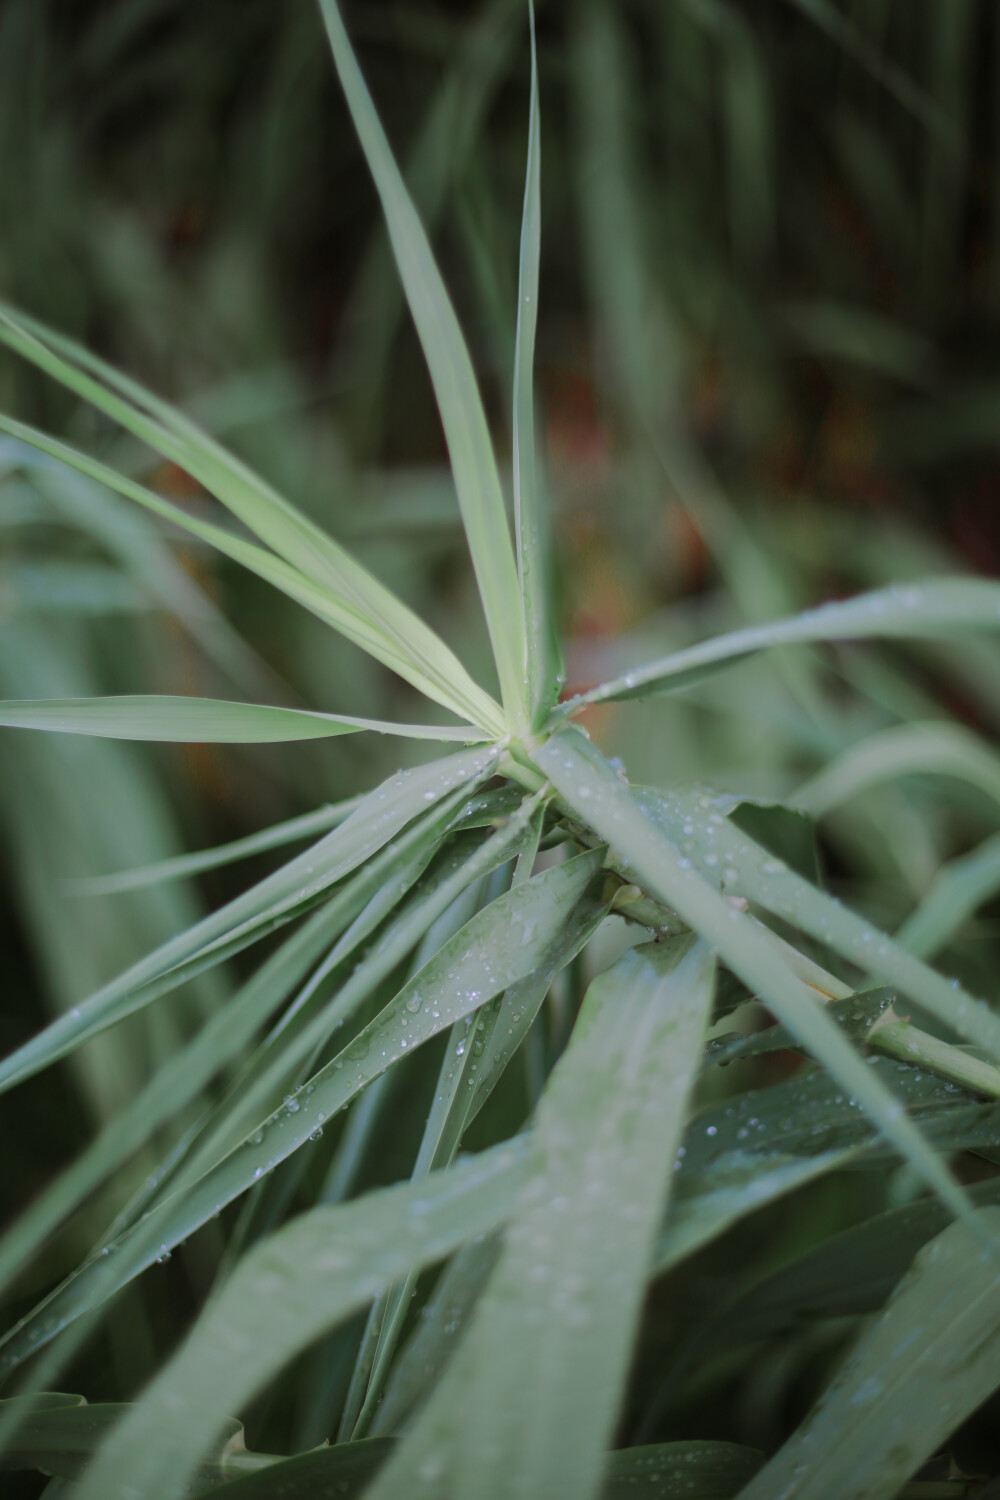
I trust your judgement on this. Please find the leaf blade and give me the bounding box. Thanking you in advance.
[561,578,1000,711]
[738,1208,1000,1500]
[367,937,716,1500]
[513,0,562,727]
[316,0,527,730]
[0,695,486,743]
[533,729,970,1220]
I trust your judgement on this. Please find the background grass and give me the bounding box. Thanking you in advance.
[3,0,1000,1493]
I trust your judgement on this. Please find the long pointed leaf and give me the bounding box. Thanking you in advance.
[0,746,497,1095]
[533,729,969,1219]
[367,938,715,1500]
[67,800,360,896]
[73,1141,533,1500]
[0,695,485,743]
[0,310,503,733]
[561,578,1000,711]
[316,0,527,730]
[0,411,502,731]
[638,784,1000,1058]
[0,840,602,1375]
[513,0,561,728]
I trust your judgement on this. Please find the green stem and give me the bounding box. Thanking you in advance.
[871,1017,1000,1100]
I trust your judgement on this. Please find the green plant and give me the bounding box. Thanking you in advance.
[3,3,1000,1498]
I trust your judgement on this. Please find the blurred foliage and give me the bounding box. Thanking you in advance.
[3,0,1000,1491]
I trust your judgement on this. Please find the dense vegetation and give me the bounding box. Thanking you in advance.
[3,3,1000,1497]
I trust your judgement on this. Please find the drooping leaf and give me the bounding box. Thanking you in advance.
[560,578,1000,711]
[738,1208,1000,1500]
[533,728,970,1219]
[73,1141,533,1500]
[793,720,1000,818]
[0,746,497,1095]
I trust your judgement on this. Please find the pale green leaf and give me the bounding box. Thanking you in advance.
[0,695,485,743]
[792,719,1000,817]
[367,937,715,1500]
[896,830,1000,958]
[0,411,502,726]
[315,0,527,730]
[561,578,1000,711]
[513,0,562,727]
[73,1141,533,1500]
[0,838,601,1375]
[0,312,503,733]
[66,800,360,896]
[0,746,497,1096]
[637,784,1000,1059]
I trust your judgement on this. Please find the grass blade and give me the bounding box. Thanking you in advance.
[534,728,970,1220]
[513,0,561,728]
[0,747,497,1096]
[792,719,1000,817]
[0,695,486,743]
[0,311,503,734]
[316,0,527,731]
[367,937,715,1500]
[0,412,503,732]
[72,1141,532,1500]
[66,800,361,895]
[0,837,601,1375]
[638,785,1000,1058]
[561,578,1000,711]
[896,831,1000,958]
[739,1208,1000,1500]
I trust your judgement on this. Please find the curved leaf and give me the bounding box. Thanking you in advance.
[561,578,1000,711]
[534,729,970,1220]
[739,1208,1000,1500]
[0,746,497,1095]
[73,1141,533,1500]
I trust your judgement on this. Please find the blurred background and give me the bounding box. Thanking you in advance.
[3,0,1000,1478]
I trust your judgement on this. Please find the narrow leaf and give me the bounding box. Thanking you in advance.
[739,1208,1000,1500]
[0,313,503,733]
[534,729,970,1220]
[561,578,1000,711]
[0,746,497,1095]
[0,840,601,1374]
[793,719,1000,817]
[67,800,360,896]
[513,0,562,727]
[638,784,1000,1059]
[896,830,1000,958]
[0,695,485,743]
[73,1141,533,1500]
[367,938,715,1500]
[316,0,527,729]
